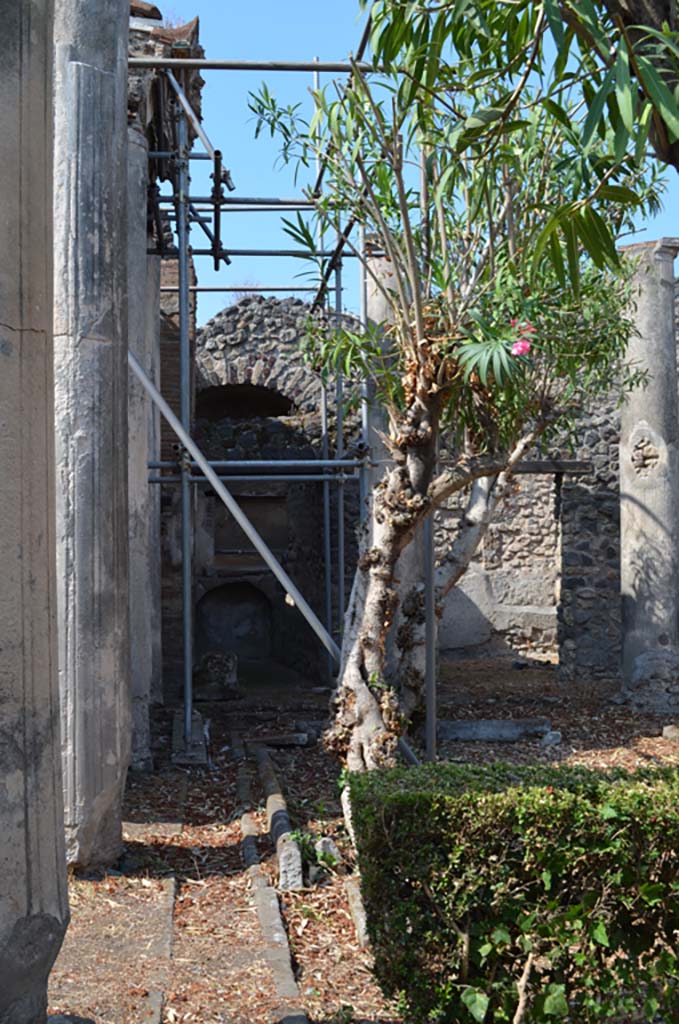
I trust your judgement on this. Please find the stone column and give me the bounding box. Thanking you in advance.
[0,0,70,1017]
[128,122,162,770]
[620,239,679,699]
[53,0,131,866]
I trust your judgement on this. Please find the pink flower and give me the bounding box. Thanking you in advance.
[511,338,532,356]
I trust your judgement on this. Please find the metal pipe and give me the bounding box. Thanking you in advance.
[147,247,344,258]
[212,150,223,270]
[210,205,318,213]
[176,106,194,747]
[312,216,359,312]
[149,151,212,160]
[149,474,357,483]
[311,14,373,196]
[166,68,216,159]
[129,351,341,664]
[424,514,437,762]
[335,248,346,622]
[130,57,374,72]
[359,224,370,522]
[314,57,334,674]
[219,196,316,206]
[188,202,232,265]
[150,458,362,469]
[159,286,318,293]
[398,737,421,766]
[157,195,314,205]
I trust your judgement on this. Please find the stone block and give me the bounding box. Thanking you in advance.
[439,570,493,650]
[626,649,679,713]
[438,718,551,742]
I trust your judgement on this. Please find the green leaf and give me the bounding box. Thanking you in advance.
[582,65,615,151]
[542,98,572,130]
[461,987,489,1023]
[596,185,640,205]
[592,921,610,947]
[599,804,618,820]
[544,984,569,1016]
[639,882,665,906]
[541,869,553,890]
[543,0,564,49]
[464,106,506,131]
[563,218,580,297]
[636,55,679,142]
[615,42,634,134]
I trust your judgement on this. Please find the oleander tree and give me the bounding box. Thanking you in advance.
[250,0,665,771]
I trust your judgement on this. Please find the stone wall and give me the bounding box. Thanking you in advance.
[436,473,560,658]
[558,407,621,682]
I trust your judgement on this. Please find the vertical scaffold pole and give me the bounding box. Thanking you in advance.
[335,242,346,625]
[314,58,334,674]
[420,147,437,761]
[424,513,437,761]
[176,97,193,746]
[358,225,370,523]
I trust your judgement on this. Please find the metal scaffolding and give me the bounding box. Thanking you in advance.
[132,43,589,764]
[135,48,377,757]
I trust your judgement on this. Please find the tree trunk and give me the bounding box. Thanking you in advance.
[325,434,517,767]
[325,439,530,769]
[326,462,418,770]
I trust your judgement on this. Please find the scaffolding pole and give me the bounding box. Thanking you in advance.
[159,286,317,293]
[358,225,370,522]
[424,514,437,762]
[176,103,194,747]
[314,59,334,676]
[149,474,356,483]
[150,459,363,469]
[335,245,346,625]
[166,68,216,159]
[129,58,374,72]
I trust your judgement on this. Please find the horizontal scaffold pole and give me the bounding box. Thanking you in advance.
[129,58,374,72]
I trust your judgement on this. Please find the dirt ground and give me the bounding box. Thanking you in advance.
[48,657,679,1023]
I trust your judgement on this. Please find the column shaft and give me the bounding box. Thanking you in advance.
[53,0,131,866]
[620,239,679,686]
[0,0,69,1017]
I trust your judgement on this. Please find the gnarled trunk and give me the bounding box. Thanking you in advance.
[325,441,531,769]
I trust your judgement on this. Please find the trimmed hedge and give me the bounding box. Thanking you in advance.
[349,763,679,1022]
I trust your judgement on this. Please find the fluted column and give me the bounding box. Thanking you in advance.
[0,0,69,1017]
[53,0,131,866]
[620,239,679,686]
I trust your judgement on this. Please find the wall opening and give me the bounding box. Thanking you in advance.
[196,383,293,421]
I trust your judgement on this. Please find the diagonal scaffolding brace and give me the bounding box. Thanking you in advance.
[129,350,342,667]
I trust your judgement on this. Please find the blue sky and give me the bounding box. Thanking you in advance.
[162,0,678,328]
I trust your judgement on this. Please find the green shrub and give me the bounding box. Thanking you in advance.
[349,763,679,1022]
